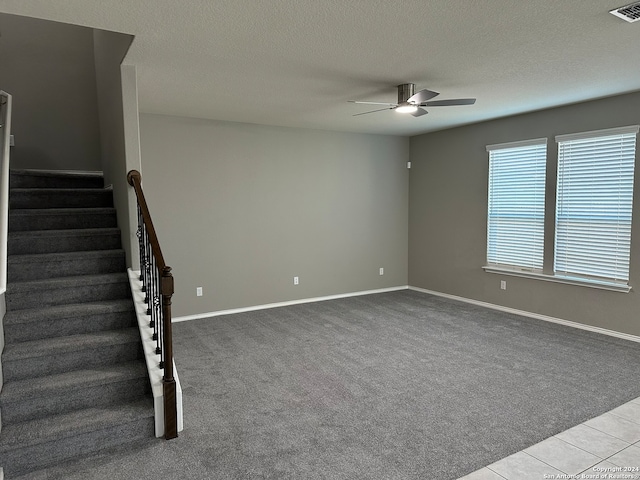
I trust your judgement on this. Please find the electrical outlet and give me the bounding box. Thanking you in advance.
[500,280,507,290]
[196,286,203,297]
[293,276,299,285]
[379,267,384,275]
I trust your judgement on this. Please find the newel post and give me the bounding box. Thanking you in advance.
[161,266,178,439]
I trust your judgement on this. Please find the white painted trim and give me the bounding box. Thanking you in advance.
[10,168,103,176]
[0,91,12,296]
[483,265,631,293]
[486,137,547,152]
[173,285,410,322]
[408,286,640,344]
[171,281,639,343]
[555,125,639,143]
[128,269,183,437]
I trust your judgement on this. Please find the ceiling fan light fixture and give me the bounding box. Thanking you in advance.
[349,84,476,118]
[395,102,418,114]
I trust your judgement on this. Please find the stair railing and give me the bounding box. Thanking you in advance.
[127,169,178,439]
[0,91,12,295]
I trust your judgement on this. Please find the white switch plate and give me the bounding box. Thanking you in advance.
[379,267,384,275]
[500,280,506,290]
[196,286,203,296]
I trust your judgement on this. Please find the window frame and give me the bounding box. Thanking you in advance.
[553,125,639,287]
[483,125,639,294]
[485,138,548,273]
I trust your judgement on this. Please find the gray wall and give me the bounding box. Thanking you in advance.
[93,29,135,267]
[409,91,640,336]
[120,64,143,270]
[0,13,101,170]
[139,114,409,317]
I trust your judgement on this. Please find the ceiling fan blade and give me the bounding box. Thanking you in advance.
[410,107,428,117]
[407,89,439,104]
[423,98,476,107]
[352,107,395,116]
[348,100,397,107]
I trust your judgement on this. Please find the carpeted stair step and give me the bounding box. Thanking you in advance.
[0,399,154,478]
[1,169,156,478]
[7,249,126,281]
[9,207,118,232]
[3,299,136,344]
[1,328,142,382]
[8,228,122,255]
[10,170,104,189]
[10,188,113,209]
[6,272,130,311]
[0,362,149,425]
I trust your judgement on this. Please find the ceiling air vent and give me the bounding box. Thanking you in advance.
[610,2,640,22]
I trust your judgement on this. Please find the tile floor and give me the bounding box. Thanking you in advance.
[460,397,640,480]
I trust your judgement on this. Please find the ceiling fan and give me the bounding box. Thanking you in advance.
[349,83,476,117]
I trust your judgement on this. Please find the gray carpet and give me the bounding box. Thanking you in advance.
[1,170,153,478]
[16,289,640,479]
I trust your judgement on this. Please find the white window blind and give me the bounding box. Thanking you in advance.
[554,126,639,285]
[486,139,547,271]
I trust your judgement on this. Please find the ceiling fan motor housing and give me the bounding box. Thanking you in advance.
[398,83,416,104]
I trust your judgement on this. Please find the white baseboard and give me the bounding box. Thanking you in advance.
[408,286,640,344]
[173,283,640,344]
[173,286,409,322]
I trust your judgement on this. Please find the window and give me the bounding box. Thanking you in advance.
[484,126,639,291]
[486,139,547,271]
[554,126,639,286]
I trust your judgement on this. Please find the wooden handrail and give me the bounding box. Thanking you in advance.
[127,170,166,269]
[127,169,178,440]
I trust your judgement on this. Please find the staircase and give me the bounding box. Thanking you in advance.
[0,170,155,478]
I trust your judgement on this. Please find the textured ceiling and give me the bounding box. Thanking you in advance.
[1,0,640,136]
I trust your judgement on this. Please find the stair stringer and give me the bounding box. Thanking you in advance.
[127,268,183,437]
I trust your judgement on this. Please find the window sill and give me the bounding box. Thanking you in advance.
[482,265,631,293]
